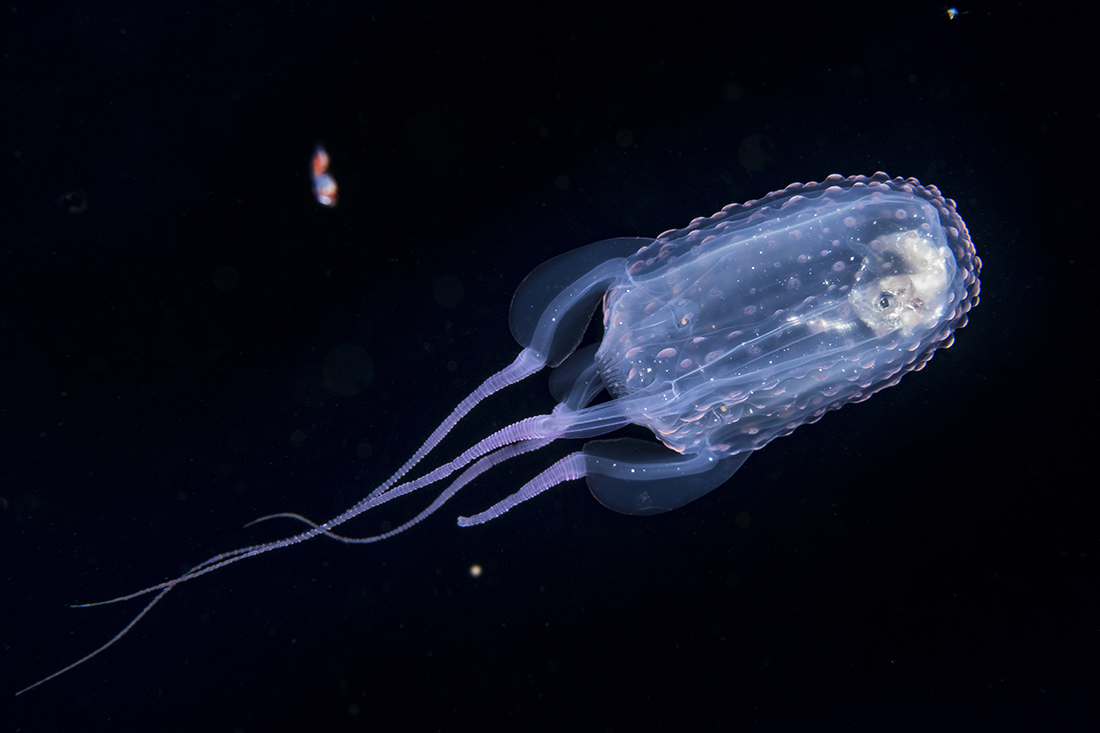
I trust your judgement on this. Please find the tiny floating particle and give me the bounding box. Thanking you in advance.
[311,144,338,207]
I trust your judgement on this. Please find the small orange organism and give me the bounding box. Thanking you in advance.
[310,144,338,207]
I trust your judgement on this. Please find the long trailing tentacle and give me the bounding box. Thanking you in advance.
[245,436,555,543]
[16,351,551,696]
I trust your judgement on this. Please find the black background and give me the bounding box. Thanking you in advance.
[2,2,1093,731]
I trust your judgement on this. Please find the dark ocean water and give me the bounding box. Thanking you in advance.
[2,2,1092,731]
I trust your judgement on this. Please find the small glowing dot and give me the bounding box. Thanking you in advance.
[468,564,483,578]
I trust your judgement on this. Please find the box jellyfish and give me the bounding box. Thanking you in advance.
[18,172,979,695]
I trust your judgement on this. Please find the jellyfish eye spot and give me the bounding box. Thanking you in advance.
[876,293,897,311]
